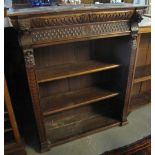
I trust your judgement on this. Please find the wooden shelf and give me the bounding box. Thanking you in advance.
[36,60,120,83]
[134,65,151,84]
[4,111,8,115]
[45,102,120,145]
[41,86,119,116]
[47,115,120,146]
[4,117,9,122]
[5,128,13,133]
[130,92,150,111]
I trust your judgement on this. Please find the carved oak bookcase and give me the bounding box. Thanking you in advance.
[8,4,146,152]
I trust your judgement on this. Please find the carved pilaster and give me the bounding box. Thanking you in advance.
[22,52,49,152]
[122,36,137,123]
[121,9,143,123]
[18,27,49,152]
[122,10,143,122]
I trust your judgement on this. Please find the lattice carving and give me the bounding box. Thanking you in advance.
[23,49,35,68]
[32,21,129,44]
[30,11,133,28]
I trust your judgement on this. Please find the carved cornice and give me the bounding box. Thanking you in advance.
[23,49,35,68]
[9,7,145,47]
[10,10,134,30]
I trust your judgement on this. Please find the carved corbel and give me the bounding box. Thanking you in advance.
[18,20,35,68]
[21,34,35,68]
[18,17,31,31]
[130,10,143,38]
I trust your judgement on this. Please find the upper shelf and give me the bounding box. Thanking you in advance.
[36,60,120,83]
[139,16,151,33]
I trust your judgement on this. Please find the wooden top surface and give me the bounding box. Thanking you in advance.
[7,3,147,17]
[139,16,151,27]
[139,16,151,33]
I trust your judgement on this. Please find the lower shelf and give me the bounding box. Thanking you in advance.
[44,101,121,146]
[130,92,150,111]
[5,131,15,145]
[5,142,27,155]
[41,86,119,116]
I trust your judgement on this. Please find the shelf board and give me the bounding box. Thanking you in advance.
[48,115,120,147]
[4,117,9,122]
[4,111,8,115]
[4,128,13,133]
[45,102,120,146]
[130,92,150,111]
[134,65,151,84]
[36,60,120,83]
[41,87,119,116]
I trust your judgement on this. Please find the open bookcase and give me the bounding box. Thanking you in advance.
[34,37,130,146]
[8,4,146,152]
[130,20,151,111]
[4,78,27,155]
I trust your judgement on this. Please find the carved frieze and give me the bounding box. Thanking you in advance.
[32,21,130,44]
[30,11,133,28]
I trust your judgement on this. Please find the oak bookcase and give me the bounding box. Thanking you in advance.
[130,16,151,111]
[8,4,146,152]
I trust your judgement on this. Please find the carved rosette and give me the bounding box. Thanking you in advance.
[23,49,35,68]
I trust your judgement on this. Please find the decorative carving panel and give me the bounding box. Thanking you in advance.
[30,11,133,28]
[8,6,145,47]
[32,21,130,44]
[23,49,35,68]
